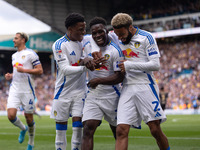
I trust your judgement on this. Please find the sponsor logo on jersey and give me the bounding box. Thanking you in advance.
[22,55,25,59]
[57,58,66,62]
[134,42,140,48]
[155,112,162,117]
[147,48,158,56]
[95,65,108,71]
[13,62,23,68]
[70,51,76,56]
[122,48,139,58]
[29,106,34,110]
[71,60,79,66]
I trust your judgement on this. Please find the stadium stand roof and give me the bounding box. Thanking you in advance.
[4,0,116,34]
[4,0,200,37]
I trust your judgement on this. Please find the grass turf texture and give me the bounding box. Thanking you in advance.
[0,114,200,150]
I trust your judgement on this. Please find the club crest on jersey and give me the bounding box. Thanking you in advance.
[22,55,25,59]
[104,54,110,60]
[122,48,139,58]
[54,111,57,117]
[134,42,140,48]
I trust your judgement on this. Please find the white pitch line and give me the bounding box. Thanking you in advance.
[0,132,199,140]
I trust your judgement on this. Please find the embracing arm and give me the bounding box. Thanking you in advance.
[87,71,125,89]
[58,59,86,76]
[119,57,160,73]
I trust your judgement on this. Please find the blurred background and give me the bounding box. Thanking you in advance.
[0,0,200,114]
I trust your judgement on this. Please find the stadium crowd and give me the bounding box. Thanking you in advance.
[125,0,200,32]
[128,0,200,20]
[0,37,199,111]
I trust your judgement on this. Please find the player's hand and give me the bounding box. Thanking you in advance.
[92,51,102,60]
[87,78,100,89]
[5,73,12,80]
[82,57,95,71]
[118,60,127,73]
[93,57,107,69]
[17,66,25,73]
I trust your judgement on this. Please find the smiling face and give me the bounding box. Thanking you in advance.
[68,22,86,42]
[113,26,133,45]
[91,24,108,47]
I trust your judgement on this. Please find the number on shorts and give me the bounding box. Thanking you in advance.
[152,101,160,112]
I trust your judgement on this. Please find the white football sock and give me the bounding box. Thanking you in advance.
[11,117,26,130]
[56,130,67,150]
[28,124,35,146]
[71,127,82,150]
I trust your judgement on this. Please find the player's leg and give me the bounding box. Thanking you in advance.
[147,120,170,150]
[115,85,141,150]
[71,117,83,150]
[109,124,116,139]
[135,84,169,150]
[115,124,130,150]
[7,108,27,130]
[7,93,27,143]
[24,113,35,150]
[81,120,100,150]
[71,96,85,150]
[50,99,71,150]
[55,121,68,150]
[22,94,36,149]
[103,97,119,140]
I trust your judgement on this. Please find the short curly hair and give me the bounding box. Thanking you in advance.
[89,17,107,29]
[111,13,133,29]
[65,13,85,29]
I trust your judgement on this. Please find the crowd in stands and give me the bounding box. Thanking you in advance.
[138,16,200,33]
[128,0,200,21]
[118,0,200,32]
[0,37,199,111]
[155,38,200,109]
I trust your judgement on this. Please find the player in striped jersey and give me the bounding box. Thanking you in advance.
[81,17,125,150]
[5,32,43,150]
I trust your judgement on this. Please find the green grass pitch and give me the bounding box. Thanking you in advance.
[0,114,200,150]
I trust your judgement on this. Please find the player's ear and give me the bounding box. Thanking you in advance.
[68,26,72,32]
[129,25,133,31]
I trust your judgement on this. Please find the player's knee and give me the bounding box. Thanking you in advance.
[25,115,33,124]
[83,123,97,138]
[150,126,160,138]
[8,114,16,121]
[116,125,129,138]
